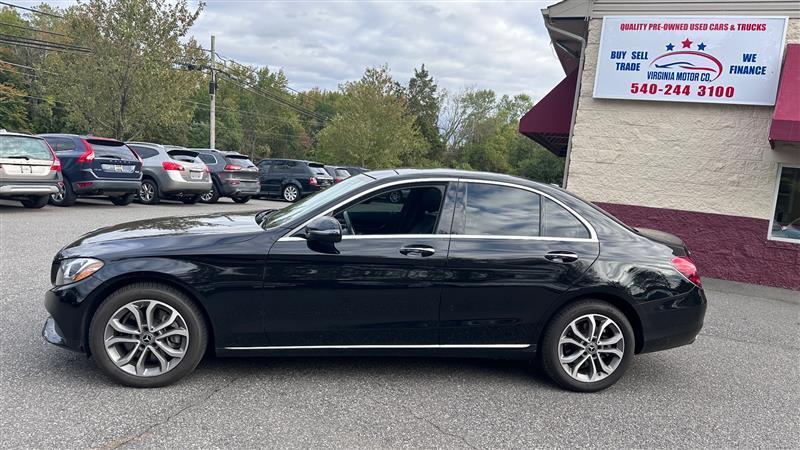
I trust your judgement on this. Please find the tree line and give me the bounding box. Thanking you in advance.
[0,0,563,184]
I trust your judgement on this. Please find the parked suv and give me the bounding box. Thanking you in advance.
[324,165,352,184]
[40,134,142,206]
[0,130,62,208]
[256,159,334,202]
[127,143,212,204]
[191,148,260,203]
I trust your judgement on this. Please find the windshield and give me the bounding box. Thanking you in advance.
[261,174,373,229]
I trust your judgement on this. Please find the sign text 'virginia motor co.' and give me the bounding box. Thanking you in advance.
[593,17,788,105]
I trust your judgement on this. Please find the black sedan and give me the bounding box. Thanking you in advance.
[43,169,706,391]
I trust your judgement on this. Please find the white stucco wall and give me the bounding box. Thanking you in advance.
[567,18,800,219]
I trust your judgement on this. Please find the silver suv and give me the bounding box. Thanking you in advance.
[127,143,212,204]
[0,130,62,209]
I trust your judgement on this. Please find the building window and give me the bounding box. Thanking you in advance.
[770,165,800,243]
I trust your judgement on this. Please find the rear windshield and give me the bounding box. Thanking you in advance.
[0,136,53,160]
[87,139,138,161]
[308,162,329,177]
[335,169,351,177]
[168,150,201,163]
[225,155,256,168]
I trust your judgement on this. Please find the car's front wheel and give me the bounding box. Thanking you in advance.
[200,184,219,204]
[540,300,634,392]
[88,283,207,388]
[282,184,299,202]
[138,180,159,205]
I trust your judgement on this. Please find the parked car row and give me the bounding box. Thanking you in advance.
[1,130,368,209]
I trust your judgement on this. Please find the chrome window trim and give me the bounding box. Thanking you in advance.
[224,344,531,351]
[277,177,598,243]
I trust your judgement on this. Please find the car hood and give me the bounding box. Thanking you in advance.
[59,211,281,260]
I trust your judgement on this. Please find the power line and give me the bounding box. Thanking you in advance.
[218,73,325,122]
[0,2,64,19]
[0,33,91,53]
[0,21,69,38]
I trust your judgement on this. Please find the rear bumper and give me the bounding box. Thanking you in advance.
[636,287,707,354]
[0,183,59,196]
[72,179,141,196]
[160,177,212,195]
[220,181,260,196]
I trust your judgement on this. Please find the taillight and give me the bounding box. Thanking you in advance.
[309,177,318,186]
[671,256,702,288]
[204,166,211,173]
[224,164,241,171]
[162,161,185,171]
[77,139,95,164]
[50,157,62,172]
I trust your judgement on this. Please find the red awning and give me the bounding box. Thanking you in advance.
[519,70,578,157]
[770,44,800,148]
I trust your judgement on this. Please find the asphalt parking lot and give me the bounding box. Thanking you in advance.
[1,198,798,448]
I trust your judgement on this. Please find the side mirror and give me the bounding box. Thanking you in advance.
[305,216,342,243]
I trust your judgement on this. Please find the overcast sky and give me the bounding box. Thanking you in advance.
[20,0,566,100]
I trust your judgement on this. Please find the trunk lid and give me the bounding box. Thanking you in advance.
[86,139,141,180]
[168,150,210,182]
[0,135,57,182]
[636,227,690,256]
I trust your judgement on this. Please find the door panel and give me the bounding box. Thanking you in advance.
[264,236,450,345]
[441,238,599,345]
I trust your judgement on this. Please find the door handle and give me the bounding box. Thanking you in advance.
[545,251,579,263]
[400,245,436,257]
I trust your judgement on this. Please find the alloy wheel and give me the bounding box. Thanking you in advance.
[139,183,155,202]
[558,314,624,383]
[103,300,189,377]
[200,190,213,202]
[283,185,298,202]
[51,191,64,203]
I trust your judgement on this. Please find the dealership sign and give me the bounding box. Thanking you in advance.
[593,17,788,105]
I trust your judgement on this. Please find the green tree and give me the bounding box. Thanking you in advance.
[315,66,426,168]
[407,64,444,162]
[40,0,204,140]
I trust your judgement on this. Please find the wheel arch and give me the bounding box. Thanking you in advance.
[80,272,216,356]
[540,291,645,354]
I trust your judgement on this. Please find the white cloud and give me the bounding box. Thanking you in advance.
[190,0,566,100]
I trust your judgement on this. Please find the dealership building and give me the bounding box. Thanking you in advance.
[521,0,800,290]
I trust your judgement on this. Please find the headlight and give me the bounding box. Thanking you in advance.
[55,258,104,286]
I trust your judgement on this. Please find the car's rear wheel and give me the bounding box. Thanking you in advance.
[282,184,299,202]
[50,180,76,207]
[110,193,135,206]
[181,195,200,204]
[540,300,634,392]
[200,184,219,204]
[232,196,250,204]
[138,180,159,205]
[88,283,207,388]
[20,195,49,209]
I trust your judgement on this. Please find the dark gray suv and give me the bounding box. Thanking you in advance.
[191,148,260,204]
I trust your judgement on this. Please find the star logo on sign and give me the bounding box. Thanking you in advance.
[681,38,693,48]
[697,42,707,51]
[666,43,675,51]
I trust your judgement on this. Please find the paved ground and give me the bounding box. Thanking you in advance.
[1,198,798,448]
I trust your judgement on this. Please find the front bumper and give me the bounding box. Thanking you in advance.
[42,316,70,349]
[72,179,141,196]
[636,287,707,354]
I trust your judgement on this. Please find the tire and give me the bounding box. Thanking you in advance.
[110,193,135,206]
[138,179,159,205]
[50,179,76,207]
[232,196,251,204]
[88,282,208,388]
[282,184,300,202]
[20,195,49,209]
[181,195,200,205]
[200,184,220,204]
[540,300,634,392]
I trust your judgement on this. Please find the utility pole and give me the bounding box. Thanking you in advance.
[209,35,216,149]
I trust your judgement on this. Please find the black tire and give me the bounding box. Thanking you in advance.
[281,184,300,202]
[49,179,76,207]
[138,179,160,205]
[88,282,208,388]
[20,195,49,209]
[200,184,220,204]
[110,193,135,206]
[232,196,251,204]
[540,300,634,392]
[181,195,200,205]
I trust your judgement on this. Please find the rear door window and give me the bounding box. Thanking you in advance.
[463,183,540,237]
[542,198,590,239]
[0,136,53,160]
[87,139,138,161]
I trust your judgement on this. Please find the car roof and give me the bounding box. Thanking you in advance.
[127,141,166,149]
[38,134,124,143]
[0,130,45,140]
